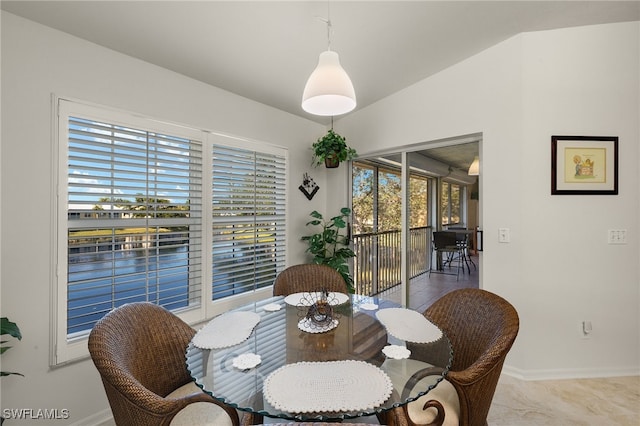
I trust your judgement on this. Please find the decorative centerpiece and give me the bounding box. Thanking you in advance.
[296,290,342,333]
[305,291,334,327]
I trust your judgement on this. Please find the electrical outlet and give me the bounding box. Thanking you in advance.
[581,321,593,338]
[498,228,510,243]
[608,229,627,244]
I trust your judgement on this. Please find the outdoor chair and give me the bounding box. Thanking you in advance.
[88,302,253,426]
[273,264,348,296]
[452,229,476,273]
[429,231,465,280]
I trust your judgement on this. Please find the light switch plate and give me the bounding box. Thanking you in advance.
[498,228,510,243]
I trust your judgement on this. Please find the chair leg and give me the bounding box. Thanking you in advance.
[462,250,470,274]
[444,252,453,269]
[467,250,477,270]
[430,249,465,279]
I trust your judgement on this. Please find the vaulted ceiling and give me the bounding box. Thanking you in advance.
[3,1,638,173]
[3,1,639,126]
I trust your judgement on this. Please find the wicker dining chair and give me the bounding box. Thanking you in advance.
[257,423,381,426]
[254,423,381,425]
[380,288,519,426]
[88,302,251,426]
[273,264,348,296]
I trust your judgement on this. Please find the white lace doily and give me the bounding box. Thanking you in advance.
[283,292,349,307]
[382,344,411,359]
[232,353,262,370]
[297,318,339,333]
[263,303,282,312]
[359,303,379,310]
[263,360,393,413]
[376,308,443,343]
[192,311,261,349]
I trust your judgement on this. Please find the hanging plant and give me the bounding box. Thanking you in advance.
[311,129,357,168]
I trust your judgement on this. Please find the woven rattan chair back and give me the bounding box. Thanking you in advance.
[424,288,519,426]
[88,302,240,426]
[273,264,348,296]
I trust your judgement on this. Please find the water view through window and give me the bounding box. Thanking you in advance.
[67,236,192,335]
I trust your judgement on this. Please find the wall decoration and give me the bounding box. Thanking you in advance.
[299,173,319,200]
[551,135,618,195]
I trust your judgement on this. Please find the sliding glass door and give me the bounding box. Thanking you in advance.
[351,159,432,295]
[349,138,480,303]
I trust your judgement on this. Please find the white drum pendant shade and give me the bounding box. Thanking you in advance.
[302,50,356,116]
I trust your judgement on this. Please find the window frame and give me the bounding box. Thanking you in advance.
[52,98,286,365]
[441,180,464,227]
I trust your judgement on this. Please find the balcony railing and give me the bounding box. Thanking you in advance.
[352,226,432,296]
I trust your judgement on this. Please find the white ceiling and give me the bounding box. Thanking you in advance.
[3,1,639,127]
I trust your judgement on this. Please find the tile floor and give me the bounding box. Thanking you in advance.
[489,374,639,425]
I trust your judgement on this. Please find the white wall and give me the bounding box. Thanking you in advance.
[518,22,639,378]
[0,11,330,424]
[340,21,639,379]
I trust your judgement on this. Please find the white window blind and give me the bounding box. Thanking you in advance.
[66,115,203,337]
[56,100,288,364]
[211,143,286,298]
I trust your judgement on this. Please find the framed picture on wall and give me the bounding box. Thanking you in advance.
[551,135,618,195]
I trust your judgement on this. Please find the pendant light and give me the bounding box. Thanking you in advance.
[468,156,480,176]
[301,3,356,116]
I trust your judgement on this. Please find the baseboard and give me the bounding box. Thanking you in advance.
[502,363,640,381]
[68,409,113,426]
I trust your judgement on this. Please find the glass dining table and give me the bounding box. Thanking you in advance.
[186,293,452,422]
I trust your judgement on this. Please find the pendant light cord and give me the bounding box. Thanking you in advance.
[328,0,335,123]
[326,0,332,51]
[317,0,333,51]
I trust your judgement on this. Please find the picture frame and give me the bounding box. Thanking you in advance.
[551,135,618,195]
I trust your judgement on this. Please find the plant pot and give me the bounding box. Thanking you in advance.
[324,154,339,168]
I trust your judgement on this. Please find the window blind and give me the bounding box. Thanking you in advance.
[56,100,289,364]
[66,116,203,336]
[211,144,286,299]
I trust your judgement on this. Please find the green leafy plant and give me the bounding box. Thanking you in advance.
[301,207,356,292]
[1,317,23,377]
[311,129,357,168]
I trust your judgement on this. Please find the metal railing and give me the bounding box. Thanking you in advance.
[352,226,432,295]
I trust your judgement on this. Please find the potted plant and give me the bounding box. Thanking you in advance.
[301,207,356,292]
[1,317,23,378]
[1,317,23,424]
[312,129,357,168]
